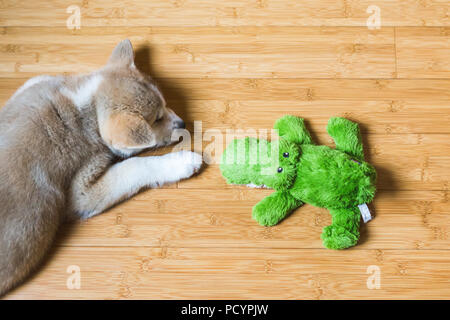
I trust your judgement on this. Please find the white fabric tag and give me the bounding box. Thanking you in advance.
[358,203,372,223]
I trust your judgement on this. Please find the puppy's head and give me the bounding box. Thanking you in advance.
[96,39,185,156]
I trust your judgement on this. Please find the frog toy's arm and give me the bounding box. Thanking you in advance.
[327,117,365,161]
[252,191,303,226]
[274,115,314,145]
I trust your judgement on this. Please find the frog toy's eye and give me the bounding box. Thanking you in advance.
[283,152,289,158]
[277,167,283,173]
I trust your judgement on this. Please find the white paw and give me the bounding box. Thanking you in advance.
[168,151,203,179]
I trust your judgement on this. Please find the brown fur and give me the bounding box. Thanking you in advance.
[0,40,201,296]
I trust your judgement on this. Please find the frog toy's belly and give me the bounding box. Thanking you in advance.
[290,145,376,208]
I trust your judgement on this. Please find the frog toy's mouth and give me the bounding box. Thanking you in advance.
[220,137,300,191]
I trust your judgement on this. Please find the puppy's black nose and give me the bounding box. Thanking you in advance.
[174,120,186,129]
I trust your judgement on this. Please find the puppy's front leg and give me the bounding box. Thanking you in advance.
[69,151,202,219]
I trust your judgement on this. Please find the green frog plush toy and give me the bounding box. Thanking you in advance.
[220,116,377,249]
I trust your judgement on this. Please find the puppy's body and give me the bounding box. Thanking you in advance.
[0,40,202,295]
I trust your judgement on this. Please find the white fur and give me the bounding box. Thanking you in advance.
[60,74,103,110]
[11,75,57,100]
[246,183,269,189]
[76,151,203,219]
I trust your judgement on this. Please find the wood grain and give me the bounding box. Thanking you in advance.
[177,100,450,134]
[0,27,396,78]
[5,247,450,299]
[55,189,450,250]
[0,1,448,27]
[1,1,449,300]
[397,27,450,78]
[1,78,450,101]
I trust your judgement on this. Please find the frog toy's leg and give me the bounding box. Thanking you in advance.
[274,115,314,145]
[327,117,365,161]
[321,207,360,249]
[252,191,303,226]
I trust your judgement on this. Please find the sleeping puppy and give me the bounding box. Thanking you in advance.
[0,39,203,296]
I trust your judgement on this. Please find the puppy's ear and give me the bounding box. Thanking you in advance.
[99,112,155,150]
[108,39,135,67]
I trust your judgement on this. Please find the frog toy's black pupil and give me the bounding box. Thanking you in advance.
[277,167,283,173]
[283,152,289,158]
